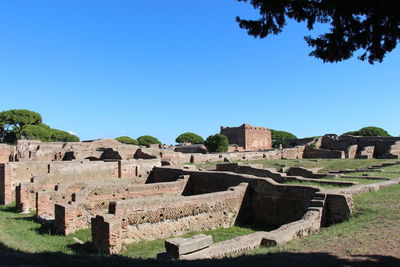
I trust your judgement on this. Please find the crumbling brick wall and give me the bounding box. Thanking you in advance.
[0,162,49,204]
[149,167,352,227]
[91,183,248,254]
[55,178,189,235]
[36,177,146,219]
[0,144,15,163]
[16,159,161,212]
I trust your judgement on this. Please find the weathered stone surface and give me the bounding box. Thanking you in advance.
[261,208,322,246]
[356,146,374,159]
[287,167,327,179]
[346,144,358,159]
[174,145,207,154]
[303,146,345,159]
[180,232,267,260]
[165,234,213,258]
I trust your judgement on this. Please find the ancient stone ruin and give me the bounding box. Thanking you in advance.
[220,124,272,151]
[1,130,399,260]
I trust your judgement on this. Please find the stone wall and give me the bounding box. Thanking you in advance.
[54,177,188,235]
[283,137,321,148]
[287,167,328,179]
[356,146,374,159]
[345,144,358,159]
[321,135,400,158]
[303,146,345,159]
[281,146,305,159]
[91,183,248,254]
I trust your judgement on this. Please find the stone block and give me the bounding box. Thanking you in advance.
[165,234,213,258]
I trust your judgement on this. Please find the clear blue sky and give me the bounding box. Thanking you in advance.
[1,1,399,144]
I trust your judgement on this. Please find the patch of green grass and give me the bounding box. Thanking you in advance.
[121,225,258,259]
[0,203,92,255]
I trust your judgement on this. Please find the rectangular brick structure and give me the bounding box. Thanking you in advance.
[55,177,189,235]
[220,124,272,151]
[91,183,249,254]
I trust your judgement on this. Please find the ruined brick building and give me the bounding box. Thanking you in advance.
[220,124,272,151]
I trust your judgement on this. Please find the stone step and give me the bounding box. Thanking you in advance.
[165,234,213,259]
[309,199,325,207]
[313,192,327,200]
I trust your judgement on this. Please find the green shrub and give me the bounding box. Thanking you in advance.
[137,135,161,146]
[175,132,204,144]
[270,129,297,148]
[343,126,391,137]
[115,136,139,145]
[204,134,229,152]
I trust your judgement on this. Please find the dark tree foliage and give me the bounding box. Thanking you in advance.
[115,136,139,145]
[21,124,80,142]
[0,109,79,143]
[343,126,391,137]
[175,132,204,144]
[49,128,80,142]
[204,134,229,153]
[235,0,400,63]
[22,124,52,141]
[137,135,162,146]
[270,129,297,148]
[0,109,42,137]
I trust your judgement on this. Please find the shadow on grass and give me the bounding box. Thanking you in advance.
[68,241,97,255]
[12,215,59,235]
[1,241,399,267]
[0,205,19,213]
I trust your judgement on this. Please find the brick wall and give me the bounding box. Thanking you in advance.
[220,124,272,151]
[91,183,248,254]
[55,178,188,235]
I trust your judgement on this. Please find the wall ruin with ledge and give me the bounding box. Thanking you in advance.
[54,177,188,235]
[14,159,161,210]
[91,183,249,254]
